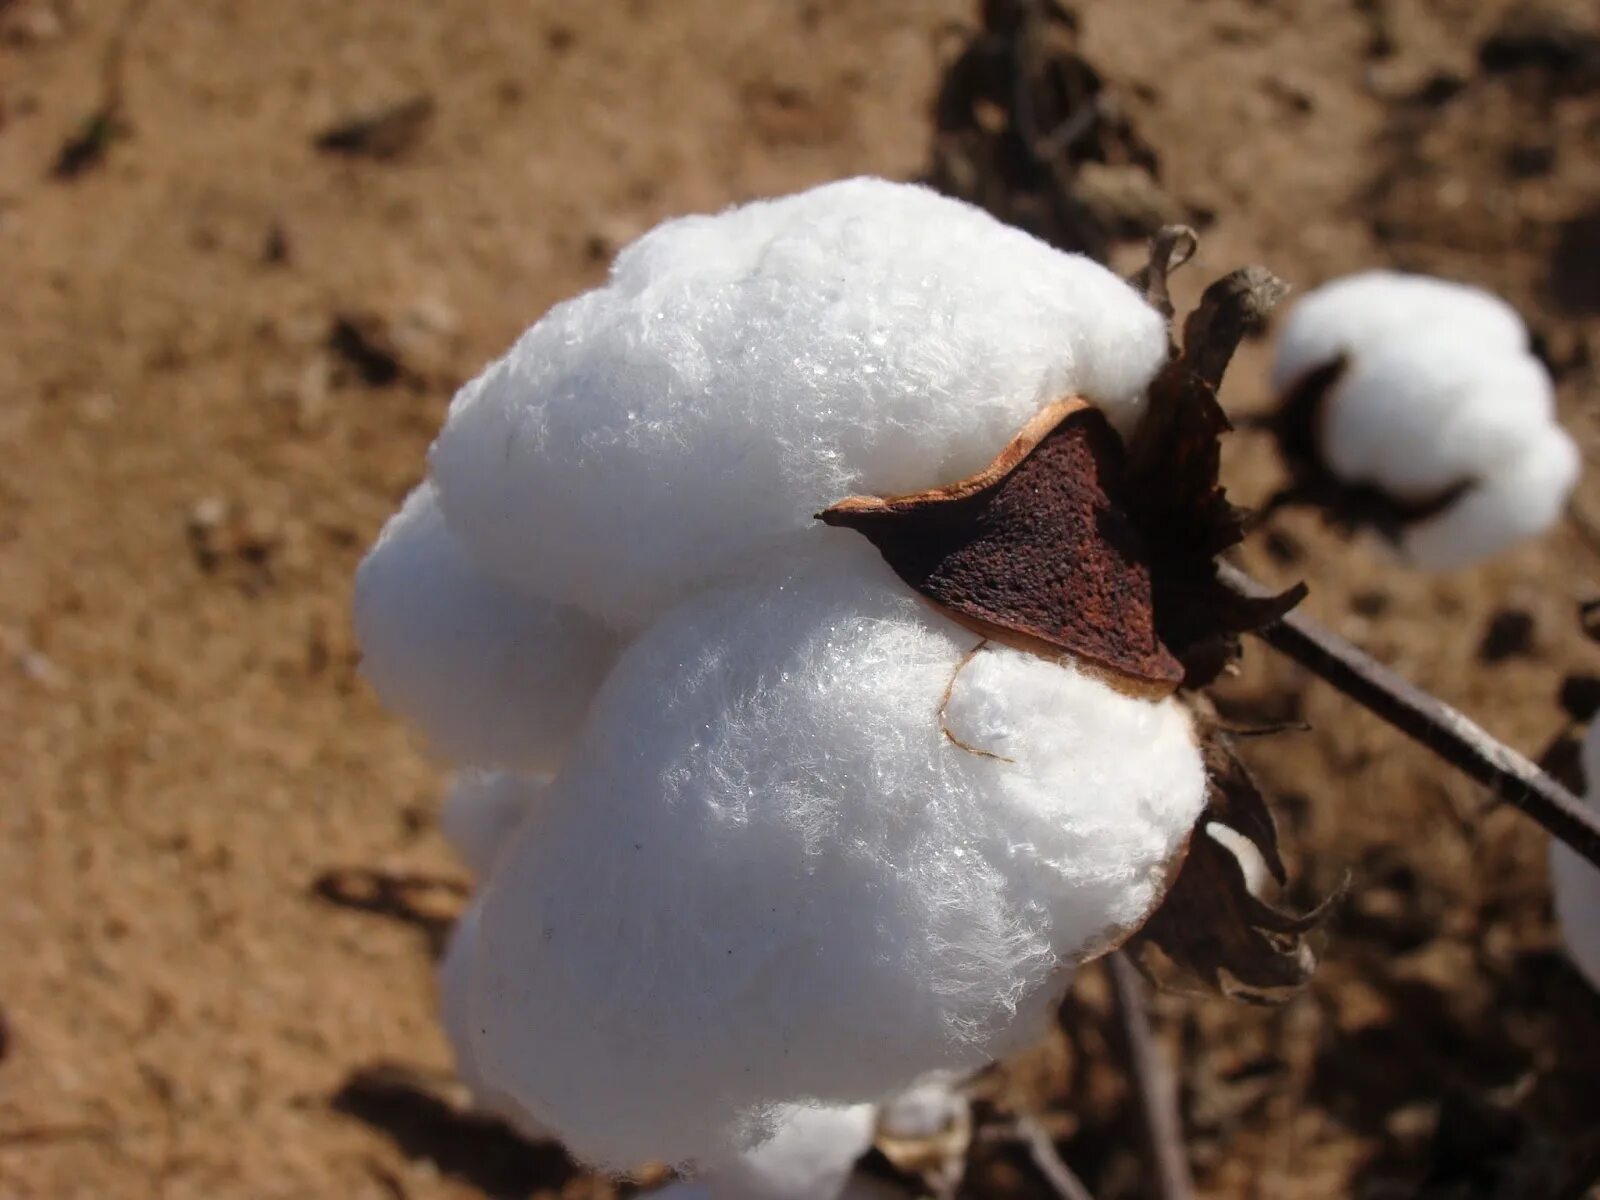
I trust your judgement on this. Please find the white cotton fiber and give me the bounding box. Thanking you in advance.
[1271,270,1527,395]
[1550,723,1600,993]
[430,177,1169,630]
[353,482,619,768]
[466,561,1205,1169]
[1206,824,1271,897]
[1320,328,1558,502]
[1398,423,1581,570]
[439,771,549,878]
[1270,272,1578,569]
[437,905,550,1142]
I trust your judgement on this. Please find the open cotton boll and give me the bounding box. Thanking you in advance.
[437,905,550,1142]
[467,562,1205,1169]
[439,771,549,878]
[1320,327,1559,502]
[1398,424,1580,570]
[354,482,620,769]
[1550,723,1600,992]
[1271,270,1528,395]
[430,176,1169,630]
[1290,317,1578,569]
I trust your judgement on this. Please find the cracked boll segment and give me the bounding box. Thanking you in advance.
[1270,271,1579,570]
[466,561,1205,1169]
[353,482,620,769]
[429,176,1169,631]
[1550,722,1600,993]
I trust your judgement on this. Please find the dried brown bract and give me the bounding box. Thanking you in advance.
[1128,734,1339,1002]
[821,229,1303,695]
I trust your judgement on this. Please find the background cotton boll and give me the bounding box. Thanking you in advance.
[1319,328,1558,502]
[1549,723,1600,992]
[439,771,549,878]
[1397,425,1580,570]
[430,177,1169,630]
[353,482,620,768]
[436,906,551,1141]
[1271,270,1528,395]
[467,564,1206,1168]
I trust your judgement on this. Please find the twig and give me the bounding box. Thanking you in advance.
[1015,1114,1098,1200]
[1106,952,1195,1200]
[1218,562,1600,871]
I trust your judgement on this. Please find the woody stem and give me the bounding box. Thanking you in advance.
[1218,562,1600,871]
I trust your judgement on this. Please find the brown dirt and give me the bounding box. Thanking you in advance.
[1,0,1597,1198]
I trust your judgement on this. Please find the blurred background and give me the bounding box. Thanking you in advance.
[2,0,1598,1197]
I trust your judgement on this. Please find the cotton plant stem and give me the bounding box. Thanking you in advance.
[1106,952,1195,1200]
[1218,562,1600,871]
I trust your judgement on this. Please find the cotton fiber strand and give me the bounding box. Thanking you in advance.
[353,482,619,768]
[1550,723,1600,993]
[1270,271,1578,569]
[429,177,1169,630]
[466,562,1205,1169]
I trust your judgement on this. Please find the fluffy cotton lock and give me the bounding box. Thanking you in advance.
[429,176,1170,630]
[1270,272,1579,570]
[353,482,619,768]
[465,559,1206,1169]
[1550,722,1600,992]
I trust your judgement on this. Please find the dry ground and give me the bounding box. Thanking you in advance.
[1,0,1597,1197]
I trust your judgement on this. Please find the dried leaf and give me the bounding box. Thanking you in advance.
[923,0,1165,260]
[315,95,435,160]
[821,397,1184,697]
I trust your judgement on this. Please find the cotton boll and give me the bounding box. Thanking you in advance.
[1397,423,1580,570]
[431,177,1169,630]
[1320,328,1558,502]
[1278,291,1578,569]
[1549,724,1600,992]
[436,905,550,1141]
[1272,270,1528,395]
[354,482,620,768]
[439,771,549,878]
[467,563,1206,1168]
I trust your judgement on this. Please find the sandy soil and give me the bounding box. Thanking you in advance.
[1,0,1597,1197]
